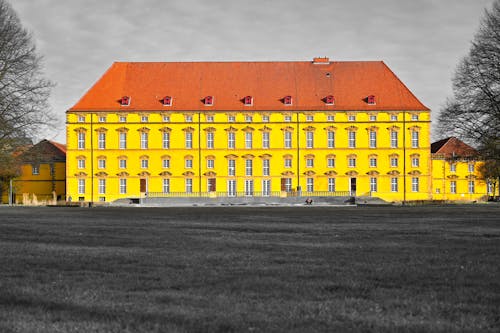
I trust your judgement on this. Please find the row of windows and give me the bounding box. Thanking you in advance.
[78,129,420,150]
[77,177,426,195]
[77,155,418,173]
[78,113,421,123]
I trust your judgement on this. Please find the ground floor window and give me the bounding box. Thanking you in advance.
[227,180,236,197]
[281,178,292,192]
[98,179,106,194]
[328,178,335,192]
[186,178,193,193]
[119,179,127,194]
[78,179,85,194]
[450,181,457,194]
[412,177,419,192]
[306,178,314,192]
[245,180,254,196]
[391,177,398,192]
[163,179,170,193]
[468,180,475,194]
[262,179,271,196]
[370,177,377,192]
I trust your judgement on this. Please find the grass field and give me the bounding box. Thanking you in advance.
[0,205,499,332]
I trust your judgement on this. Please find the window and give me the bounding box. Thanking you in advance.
[262,132,270,149]
[348,131,356,148]
[245,159,253,176]
[348,157,356,167]
[367,95,376,105]
[120,96,130,106]
[140,132,148,149]
[98,116,106,123]
[245,132,252,149]
[369,158,377,167]
[228,115,235,122]
[185,132,193,149]
[411,114,419,121]
[262,180,271,196]
[98,159,106,169]
[282,178,292,192]
[468,181,475,194]
[119,132,127,149]
[306,178,314,192]
[119,159,127,169]
[141,159,148,169]
[348,115,356,121]
[162,158,170,169]
[263,159,270,176]
[450,180,457,194]
[207,159,214,169]
[369,115,377,121]
[185,159,193,169]
[228,132,235,149]
[119,116,127,122]
[284,131,292,148]
[412,157,419,167]
[390,157,398,167]
[245,115,253,122]
[262,115,269,122]
[141,115,148,123]
[468,163,475,173]
[78,115,85,123]
[206,115,214,122]
[206,132,214,149]
[78,132,85,149]
[32,165,39,175]
[97,132,106,149]
[284,115,292,122]
[411,130,419,148]
[390,130,398,148]
[227,180,236,197]
[325,95,335,105]
[244,180,254,196]
[327,158,335,168]
[284,158,292,168]
[163,179,170,193]
[306,131,314,148]
[98,179,106,194]
[328,178,336,192]
[327,115,335,122]
[327,131,335,148]
[163,115,170,122]
[185,115,193,122]
[163,132,170,149]
[450,163,456,172]
[284,95,292,105]
[412,177,419,192]
[204,96,214,106]
[119,179,127,194]
[390,114,398,121]
[306,158,314,168]
[244,96,253,106]
[391,178,398,192]
[306,115,314,122]
[185,179,193,193]
[370,178,377,192]
[77,159,85,169]
[78,179,85,194]
[228,159,236,176]
[369,130,377,148]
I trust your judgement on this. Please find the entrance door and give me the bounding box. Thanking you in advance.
[350,177,357,196]
[208,178,216,192]
[140,178,147,193]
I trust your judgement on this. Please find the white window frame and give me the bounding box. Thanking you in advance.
[228,160,236,176]
[163,178,170,193]
[262,159,270,176]
[228,132,235,149]
[306,131,314,148]
[327,131,335,148]
[140,132,148,149]
[185,178,193,193]
[78,179,85,194]
[348,131,356,148]
[369,130,377,148]
[119,132,127,149]
[163,132,170,149]
[206,132,214,149]
[185,132,193,149]
[306,178,314,192]
[391,131,398,148]
[245,159,253,176]
[98,179,106,194]
[119,159,127,169]
[78,132,85,149]
[411,177,419,192]
[391,177,398,192]
[262,132,270,149]
[119,179,127,194]
[284,131,292,148]
[328,178,335,192]
[245,132,253,149]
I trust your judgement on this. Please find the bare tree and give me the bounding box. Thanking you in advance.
[438,0,500,197]
[0,0,54,197]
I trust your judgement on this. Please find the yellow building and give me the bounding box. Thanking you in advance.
[66,58,432,203]
[1,140,66,204]
[431,137,490,201]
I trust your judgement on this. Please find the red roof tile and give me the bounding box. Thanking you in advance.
[69,59,429,112]
[431,137,478,158]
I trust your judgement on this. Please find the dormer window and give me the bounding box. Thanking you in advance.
[244,96,253,106]
[162,96,172,106]
[284,96,292,105]
[367,95,376,105]
[120,96,130,106]
[204,96,214,106]
[325,95,335,105]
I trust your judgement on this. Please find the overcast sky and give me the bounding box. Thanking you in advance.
[9,0,495,143]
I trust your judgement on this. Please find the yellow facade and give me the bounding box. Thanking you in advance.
[66,110,432,203]
[431,157,490,201]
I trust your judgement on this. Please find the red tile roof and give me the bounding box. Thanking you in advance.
[69,59,429,112]
[49,140,67,154]
[431,137,478,158]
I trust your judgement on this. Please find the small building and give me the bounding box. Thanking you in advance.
[431,137,489,201]
[2,139,66,204]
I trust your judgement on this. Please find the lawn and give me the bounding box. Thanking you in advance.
[0,205,498,332]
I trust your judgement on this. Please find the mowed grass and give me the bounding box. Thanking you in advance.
[0,205,499,332]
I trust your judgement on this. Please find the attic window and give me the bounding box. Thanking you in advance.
[162,96,172,106]
[367,95,376,105]
[325,95,335,105]
[244,96,253,106]
[120,96,130,106]
[204,96,214,106]
[284,96,292,105]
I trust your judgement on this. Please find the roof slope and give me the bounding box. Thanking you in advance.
[19,139,66,163]
[431,137,478,158]
[69,59,429,112]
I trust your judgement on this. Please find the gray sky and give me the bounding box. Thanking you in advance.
[10,0,495,143]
